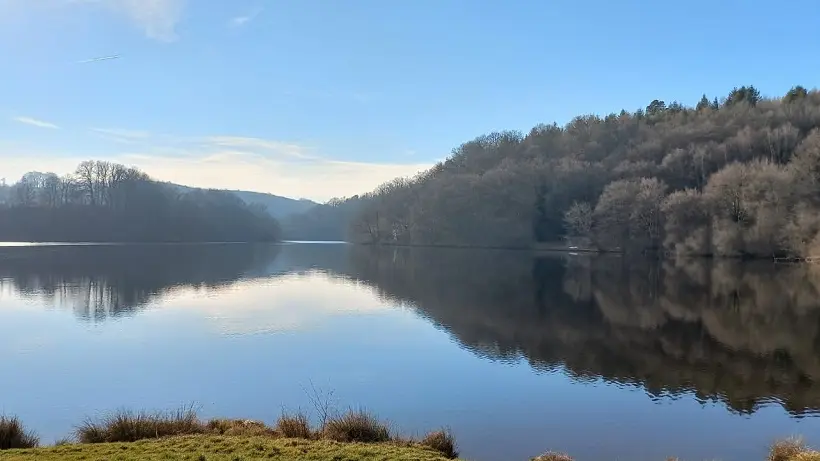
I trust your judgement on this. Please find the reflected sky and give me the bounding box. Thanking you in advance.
[1,243,819,461]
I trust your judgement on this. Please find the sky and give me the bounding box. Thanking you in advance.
[1,0,819,201]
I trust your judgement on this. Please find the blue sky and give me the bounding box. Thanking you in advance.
[1,0,818,201]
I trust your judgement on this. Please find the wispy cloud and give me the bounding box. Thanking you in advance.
[65,0,185,41]
[77,55,121,64]
[229,7,263,27]
[12,116,60,129]
[282,89,382,104]
[90,127,151,143]
[0,133,433,202]
[202,136,316,160]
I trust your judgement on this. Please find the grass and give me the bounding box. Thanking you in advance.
[205,419,276,437]
[769,438,820,461]
[274,413,312,439]
[421,429,458,459]
[0,435,456,460]
[530,453,574,461]
[322,410,391,443]
[49,407,456,459]
[76,407,204,443]
[0,417,38,450]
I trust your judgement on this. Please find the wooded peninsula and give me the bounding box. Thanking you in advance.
[285,85,820,258]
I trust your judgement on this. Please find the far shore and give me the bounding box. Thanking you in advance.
[2,239,819,263]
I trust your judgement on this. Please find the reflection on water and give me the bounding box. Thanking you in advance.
[1,243,820,461]
[0,244,281,321]
[347,247,820,417]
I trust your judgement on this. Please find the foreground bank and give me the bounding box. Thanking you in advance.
[0,435,455,461]
[1,411,818,461]
[0,410,459,460]
[2,436,819,461]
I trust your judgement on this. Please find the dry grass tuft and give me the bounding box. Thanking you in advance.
[0,416,39,450]
[531,452,574,461]
[323,410,391,443]
[771,438,809,461]
[205,418,274,437]
[76,407,204,443]
[769,438,820,461]
[276,413,313,439]
[421,430,458,459]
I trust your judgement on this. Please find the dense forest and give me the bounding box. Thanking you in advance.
[290,85,820,257]
[0,160,280,242]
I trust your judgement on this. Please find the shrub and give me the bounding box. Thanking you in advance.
[770,438,820,461]
[76,407,205,443]
[206,419,274,437]
[531,452,574,461]
[421,429,458,459]
[275,413,313,439]
[0,416,39,450]
[323,410,390,443]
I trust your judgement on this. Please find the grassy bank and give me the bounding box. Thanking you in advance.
[0,435,454,460]
[1,410,818,460]
[0,408,458,460]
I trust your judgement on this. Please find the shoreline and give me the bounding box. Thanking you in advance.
[1,240,817,263]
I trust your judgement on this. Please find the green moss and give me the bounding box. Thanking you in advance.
[0,435,459,461]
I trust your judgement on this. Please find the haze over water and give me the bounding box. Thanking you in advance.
[1,242,819,461]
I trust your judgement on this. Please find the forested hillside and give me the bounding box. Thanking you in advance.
[348,85,820,257]
[167,183,317,219]
[279,196,368,241]
[0,161,280,242]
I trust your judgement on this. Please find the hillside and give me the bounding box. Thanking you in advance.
[341,85,820,257]
[279,196,368,241]
[168,183,317,219]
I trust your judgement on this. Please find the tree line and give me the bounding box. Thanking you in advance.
[0,160,281,242]
[328,85,820,257]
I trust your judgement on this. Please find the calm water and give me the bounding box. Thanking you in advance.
[1,242,819,461]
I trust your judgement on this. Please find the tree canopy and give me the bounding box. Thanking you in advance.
[0,161,281,242]
[335,85,820,257]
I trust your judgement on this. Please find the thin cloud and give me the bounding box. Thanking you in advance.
[77,54,121,64]
[91,127,150,138]
[202,136,316,160]
[12,116,60,129]
[91,127,151,141]
[229,7,263,27]
[65,0,185,42]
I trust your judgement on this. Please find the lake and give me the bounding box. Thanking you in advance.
[1,242,819,461]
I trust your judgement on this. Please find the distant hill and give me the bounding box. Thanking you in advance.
[279,196,367,241]
[168,183,318,219]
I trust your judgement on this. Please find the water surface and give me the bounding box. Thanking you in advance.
[1,242,819,461]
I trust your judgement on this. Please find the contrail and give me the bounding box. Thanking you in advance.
[77,55,121,64]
